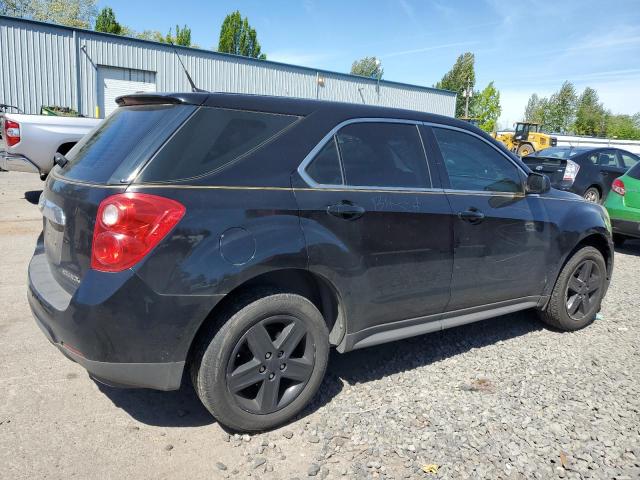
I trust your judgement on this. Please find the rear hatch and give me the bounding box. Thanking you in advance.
[624,165,640,209]
[40,100,198,293]
[522,156,568,187]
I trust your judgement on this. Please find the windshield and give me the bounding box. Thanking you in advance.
[531,147,589,159]
[59,104,196,184]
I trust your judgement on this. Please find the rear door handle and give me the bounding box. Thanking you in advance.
[458,208,485,224]
[327,202,365,220]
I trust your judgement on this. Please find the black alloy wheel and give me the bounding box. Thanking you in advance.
[226,316,315,414]
[565,259,603,321]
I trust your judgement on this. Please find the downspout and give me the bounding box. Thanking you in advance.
[73,30,82,115]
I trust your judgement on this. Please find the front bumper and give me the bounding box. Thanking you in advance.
[0,150,40,173]
[27,246,222,390]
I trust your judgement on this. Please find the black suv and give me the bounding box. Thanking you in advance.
[29,93,613,431]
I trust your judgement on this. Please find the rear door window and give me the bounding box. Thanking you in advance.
[139,107,299,182]
[60,104,196,184]
[433,127,523,193]
[335,122,430,188]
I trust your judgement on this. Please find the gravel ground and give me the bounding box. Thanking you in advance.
[1,171,639,479]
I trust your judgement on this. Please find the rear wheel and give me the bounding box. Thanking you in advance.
[583,187,601,203]
[191,292,329,432]
[539,246,606,331]
[517,143,535,156]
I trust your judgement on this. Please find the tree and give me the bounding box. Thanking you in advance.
[435,52,475,118]
[136,30,165,42]
[173,24,191,47]
[350,56,383,79]
[547,81,577,133]
[470,81,501,132]
[574,87,606,136]
[0,0,32,16]
[524,94,541,122]
[94,7,121,34]
[606,114,640,140]
[163,25,191,46]
[1,0,96,28]
[218,10,266,59]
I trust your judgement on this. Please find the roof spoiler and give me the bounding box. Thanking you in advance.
[115,93,206,107]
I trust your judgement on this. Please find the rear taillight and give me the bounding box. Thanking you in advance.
[4,120,20,147]
[91,193,185,272]
[612,178,626,196]
[563,159,580,184]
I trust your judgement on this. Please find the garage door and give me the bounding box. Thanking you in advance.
[98,67,156,118]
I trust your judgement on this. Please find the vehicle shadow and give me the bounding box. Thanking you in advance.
[24,190,42,205]
[615,238,640,257]
[96,309,543,431]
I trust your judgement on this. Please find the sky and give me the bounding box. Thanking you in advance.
[98,0,640,128]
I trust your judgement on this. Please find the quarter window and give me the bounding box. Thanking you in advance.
[433,127,523,193]
[305,139,343,185]
[139,107,298,182]
[335,123,430,188]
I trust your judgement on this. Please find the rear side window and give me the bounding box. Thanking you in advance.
[139,107,298,182]
[433,127,522,193]
[60,105,195,184]
[336,123,430,188]
[620,152,640,169]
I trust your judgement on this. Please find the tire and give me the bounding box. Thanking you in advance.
[583,187,601,204]
[539,246,607,331]
[191,291,329,432]
[517,143,535,156]
[613,234,626,248]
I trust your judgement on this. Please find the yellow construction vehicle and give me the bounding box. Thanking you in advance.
[493,122,557,156]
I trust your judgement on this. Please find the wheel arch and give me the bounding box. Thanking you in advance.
[185,268,345,364]
[56,142,76,155]
[541,231,613,309]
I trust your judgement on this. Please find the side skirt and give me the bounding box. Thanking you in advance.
[337,296,547,353]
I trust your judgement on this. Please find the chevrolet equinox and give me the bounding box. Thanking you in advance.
[29,93,613,431]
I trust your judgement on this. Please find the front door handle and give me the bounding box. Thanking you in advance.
[458,208,485,224]
[327,201,365,221]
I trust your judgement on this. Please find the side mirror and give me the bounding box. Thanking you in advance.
[526,172,551,194]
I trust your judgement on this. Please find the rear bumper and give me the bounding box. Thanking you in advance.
[0,150,40,173]
[30,304,185,390]
[611,218,640,239]
[27,246,223,390]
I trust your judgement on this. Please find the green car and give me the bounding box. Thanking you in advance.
[604,161,640,247]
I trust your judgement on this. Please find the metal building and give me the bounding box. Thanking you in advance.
[0,15,456,119]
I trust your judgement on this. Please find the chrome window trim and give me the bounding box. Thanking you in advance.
[297,117,435,191]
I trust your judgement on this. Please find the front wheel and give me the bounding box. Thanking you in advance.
[191,292,329,432]
[517,143,535,156]
[539,246,607,331]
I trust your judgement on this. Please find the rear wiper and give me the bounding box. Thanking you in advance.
[53,152,69,168]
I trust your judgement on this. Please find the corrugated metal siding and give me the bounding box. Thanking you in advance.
[1,16,456,118]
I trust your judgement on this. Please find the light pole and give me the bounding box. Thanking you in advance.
[462,77,473,118]
[375,58,382,96]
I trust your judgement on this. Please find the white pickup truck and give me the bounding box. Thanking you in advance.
[0,109,101,179]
